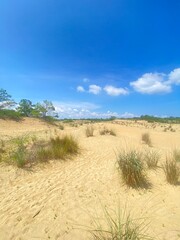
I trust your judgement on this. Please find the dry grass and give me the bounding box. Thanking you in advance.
[163,157,180,185]
[7,135,79,168]
[87,205,152,240]
[85,125,94,137]
[99,127,116,136]
[142,133,152,147]
[173,149,180,163]
[117,150,150,188]
[143,149,160,169]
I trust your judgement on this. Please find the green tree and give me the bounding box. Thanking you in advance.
[0,88,15,109]
[17,99,34,117]
[34,100,57,118]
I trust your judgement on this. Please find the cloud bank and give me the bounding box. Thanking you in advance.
[130,68,180,94]
[54,101,136,119]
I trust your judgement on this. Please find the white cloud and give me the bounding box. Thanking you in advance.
[130,73,171,94]
[104,85,129,96]
[89,85,102,95]
[53,101,136,119]
[168,68,180,85]
[77,86,85,92]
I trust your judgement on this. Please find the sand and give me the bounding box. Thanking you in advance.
[0,118,180,239]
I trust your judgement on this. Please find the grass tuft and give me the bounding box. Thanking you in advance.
[8,135,79,167]
[173,149,180,163]
[142,133,152,147]
[85,125,94,137]
[143,149,160,169]
[163,157,180,185]
[88,205,152,240]
[100,127,116,136]
[11,139,27,168]
[117,150,150,188]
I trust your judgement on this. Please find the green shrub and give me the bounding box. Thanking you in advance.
[117,150,150,188]
[0,109,22,121]
[163,158,180,185]
[142,133,152,147]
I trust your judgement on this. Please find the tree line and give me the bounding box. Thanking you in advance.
[0,88,58,120]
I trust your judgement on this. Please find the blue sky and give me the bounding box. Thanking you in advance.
[0,0,180,118]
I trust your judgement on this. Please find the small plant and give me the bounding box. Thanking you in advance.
[117,150,150,188]
[173,149,180,163]
[100,127,116,136]
[59,125,64,130]
[87,205,152,240]
[32,135,79,162]
[144,150,160,169]
[11,140,27,168]
[142,133,152,147]
[85,125,94,137]
[163,158,180,185]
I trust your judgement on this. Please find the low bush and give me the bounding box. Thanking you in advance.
[0,109,22,121]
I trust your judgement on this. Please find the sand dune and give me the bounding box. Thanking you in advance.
[0,118,180,239]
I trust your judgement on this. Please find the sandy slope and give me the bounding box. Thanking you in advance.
[0,118,180,240]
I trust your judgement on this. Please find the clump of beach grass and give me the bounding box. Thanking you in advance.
[85,125,94,137]
[142,133,152,147]
[87,205,152,240]
[11,138,28,168]
[9,135,79,168]
[173,149,180,163]
[143,149,160,169]
[100,127,116,136]
[117,149,150,188]
[30,135,79,163]
[163,157,180,185]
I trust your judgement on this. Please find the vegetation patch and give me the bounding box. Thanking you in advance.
[4,135,79,168]
[163,157,180,185]
[87,205,152,240]
[117,150,150,188]
[142,133,152,147]
[85,125,94,137]
[143,149,160,169]
[173,149,180,163]
[99,127,116,136]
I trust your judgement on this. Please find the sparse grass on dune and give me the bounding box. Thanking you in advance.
[163,156,180,185]
[117,149,150,188]
[142,133,152,147]
[85,125,94,137]
[143,149,160,169]
[173,148,180,163]
[99,127,116,136]
[87,205,152,240]
[5,135,79,168]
